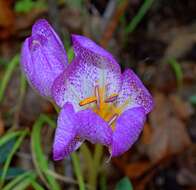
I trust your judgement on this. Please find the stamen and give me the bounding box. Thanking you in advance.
[105,93,118,103]
[108,114,118,126]
[79,96,97,106]
[95,85,100,108]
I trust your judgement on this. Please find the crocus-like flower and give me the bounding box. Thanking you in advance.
[52,35,154,160]
[21,19,68,97]
[21,19,153,161]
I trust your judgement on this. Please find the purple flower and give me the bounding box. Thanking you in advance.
[20,19,68,97]
[52,35,154,160]
[21,19,153,160]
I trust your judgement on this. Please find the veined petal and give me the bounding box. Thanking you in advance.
[76,109,112,146]
[21,19,68,97]
[52,56,121,110]
[53,103,82,160]
[72,34,122,96]
[111,107,146,157]
[32,19,68,66]
[117,69,154,114]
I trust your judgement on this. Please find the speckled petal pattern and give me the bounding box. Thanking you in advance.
[111,107,146,157]
[53,103,81,161]
[116,69,154,114]
[53,103,113,160]
[52,56,121,110]
[72,35,122,97]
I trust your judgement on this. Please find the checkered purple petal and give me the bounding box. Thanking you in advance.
[116,69,154,114]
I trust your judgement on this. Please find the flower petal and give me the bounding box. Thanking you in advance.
[52,57,97,110]
[52,56,121,110]
[76,109,113,146]
[72,34,122,96]
[53,103,82,160]
[72,34,118,66]
[117,69,154,114]
[111,107,146,157]
[21,19,68,97]
[32,19,68,66]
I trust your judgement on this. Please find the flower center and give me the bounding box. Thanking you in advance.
[79,85,123,130]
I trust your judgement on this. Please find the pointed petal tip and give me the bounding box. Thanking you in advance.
[32,18,50,33]
[53,149,64,161]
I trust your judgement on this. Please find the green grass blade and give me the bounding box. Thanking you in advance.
[31,115,60,190]
[125,0,154,34]
[167,58,183,88]
[12,173,36,190]
[80,144,95,188]
[71,152,85,190]
[31,180,45,190]
[0,167,25,180]
[0,131,23,147]
[67,48,75,63]
[0,55,19,103]
[2,172,35,190]
[0,130,28,188]
[0,139,16,164]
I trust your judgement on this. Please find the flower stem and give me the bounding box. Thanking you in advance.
[89,144,103,189]
[71,152,86,190]
[94,144,103,172]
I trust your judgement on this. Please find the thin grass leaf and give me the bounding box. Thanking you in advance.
[167,58,183,88]
[15,0,46,13]
[0,55,19,103]
[2,172,35,190]
[31,115,60,190]
[31,180,45,190]
[0,139,15,164]
[125,0,154,34]
[0,167,25,180]
[80,144,95,188]
[0,130,28,188]
[67,48,75,63]
[0,130,22,147]
[71,152,85,190]
[12,173,36,190]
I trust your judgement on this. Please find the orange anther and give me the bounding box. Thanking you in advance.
[79,96,97,106]
[105,93,118,103]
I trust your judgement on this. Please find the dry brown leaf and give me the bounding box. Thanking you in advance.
[141,123,153,145]
[161,25,196,60]
[177,168,196,186]
[144,92,192,162]
[149,93,171,129]
[169,95,194,120]
[0,0,14,27]
[125,161,152,179]
[0,0,14,39]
